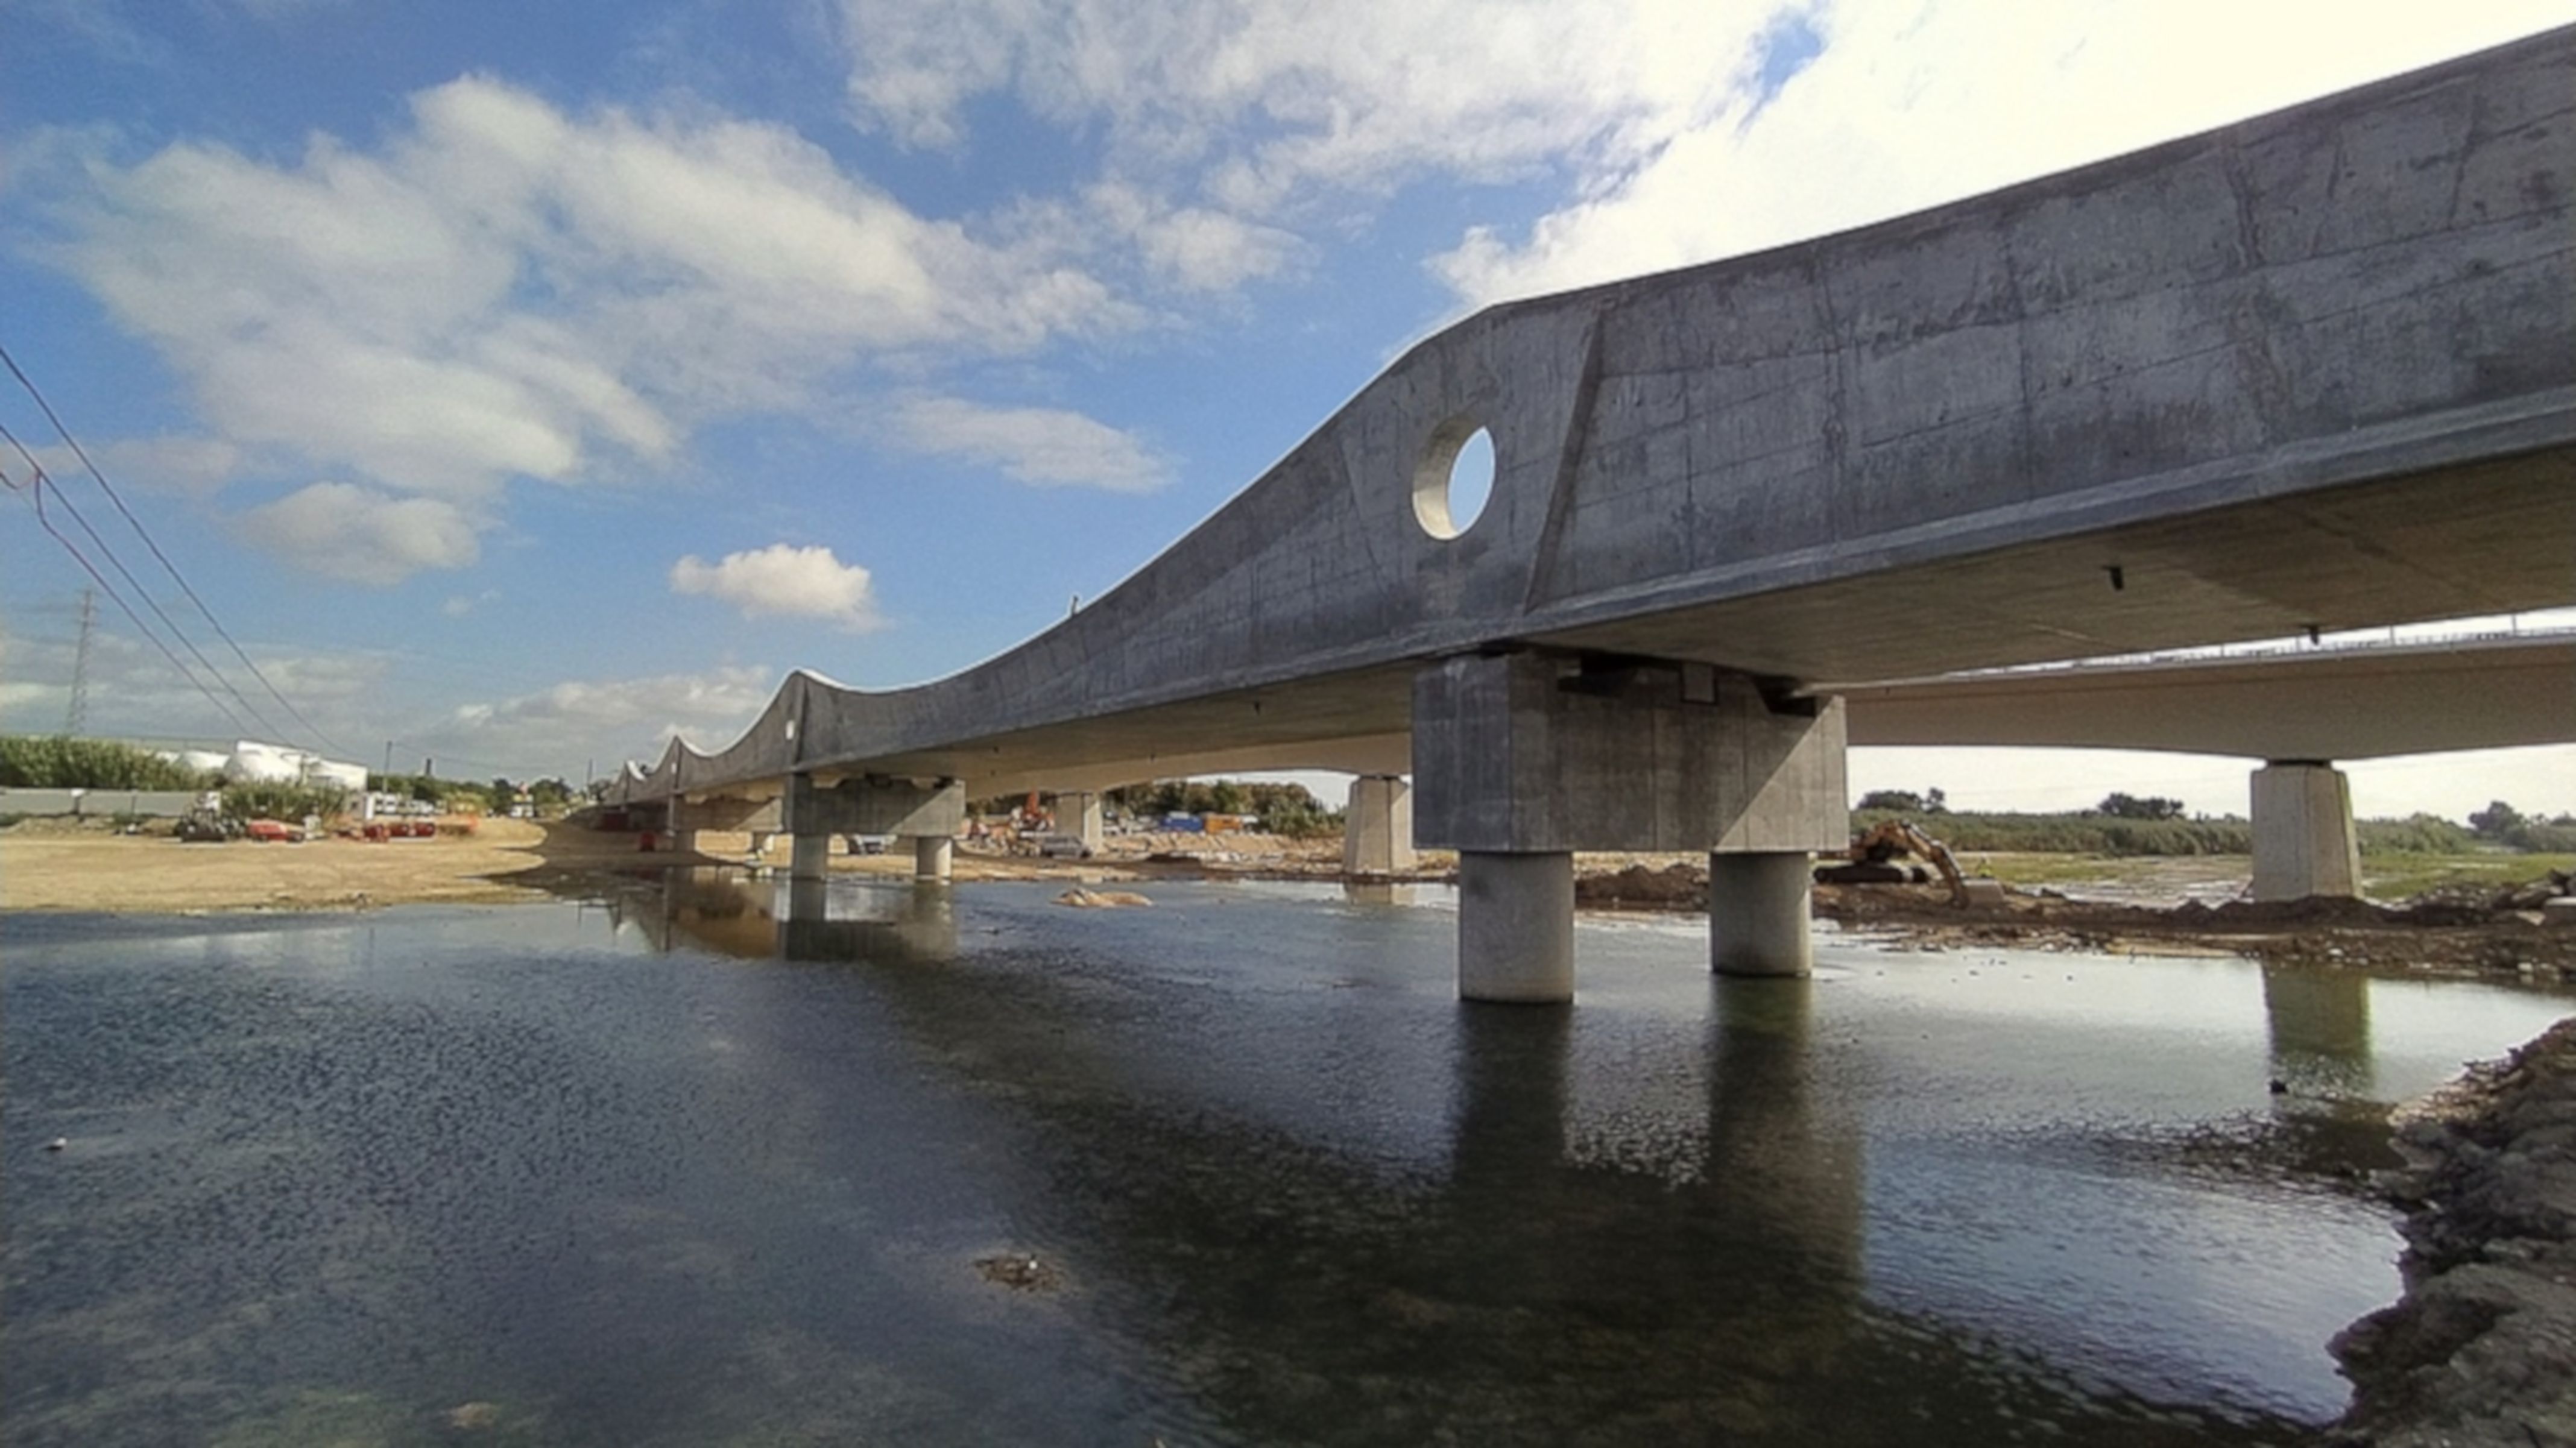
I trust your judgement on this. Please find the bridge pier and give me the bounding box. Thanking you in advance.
[781,773,966,886]
[2250,761,2361,902]
[1415,652,1846,1003]
[1053,792,1104,853]
[912,834,954,881]
[1708,851,1816,977]
[1342,775,1417,875]
[1457,851,1574,1002]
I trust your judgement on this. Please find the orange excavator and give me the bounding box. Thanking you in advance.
[1817,819,1973,907]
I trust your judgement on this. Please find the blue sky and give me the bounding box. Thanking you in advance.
[3,0,2569,817]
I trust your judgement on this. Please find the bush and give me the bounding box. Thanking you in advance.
[221,781,347,822]
[0,735,211,791]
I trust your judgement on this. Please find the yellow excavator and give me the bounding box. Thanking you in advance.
[1817,819,1974,907]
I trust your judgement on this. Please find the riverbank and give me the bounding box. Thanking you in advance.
[8,819,2572,982]
[2330,1018,2576,1447]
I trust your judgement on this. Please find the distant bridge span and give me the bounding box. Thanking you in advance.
[613,29,2576,1000]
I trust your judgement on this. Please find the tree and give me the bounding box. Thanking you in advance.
[1856,789,1925,812]
[2097,792,2185,820]
[2467,800,2524,839]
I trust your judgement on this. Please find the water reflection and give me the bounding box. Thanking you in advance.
[2262,964,2375,1097]
[608,869,958,966]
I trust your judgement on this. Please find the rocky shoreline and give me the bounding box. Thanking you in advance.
[2329,1019,2576,1446]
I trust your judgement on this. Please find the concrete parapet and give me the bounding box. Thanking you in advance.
[1342,775,1417,875]
[1457,852,1574,1004]
[1411,652,1846,854]
[2251,761,2362,901]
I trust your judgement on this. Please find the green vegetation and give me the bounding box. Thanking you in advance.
[0,735,211,791]
[1850,807,2249,857]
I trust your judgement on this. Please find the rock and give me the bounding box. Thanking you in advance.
[1053,888,1151,908]
[45,1137,66,1151]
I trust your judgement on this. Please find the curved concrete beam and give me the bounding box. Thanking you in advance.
[613,28,2575,806]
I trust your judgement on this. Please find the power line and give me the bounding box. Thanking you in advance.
[0,341,346,754]
[2,461,255,736]
[0,418,289,740]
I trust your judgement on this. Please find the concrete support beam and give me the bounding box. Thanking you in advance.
[2251,761,2362,902]
[1415,652,1846,998]
[1342,775,1417,875]
[1412,653,1846,854]
[1054,792,1104,852]
[669,793,783,837]
[783,773,966,840]
[1708,851,1816,977]
[913,834,954,882]
[789,832,830,882]
[1457,852,1574,1004]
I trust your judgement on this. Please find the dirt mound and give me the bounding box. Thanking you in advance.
[1574,863,1705,909]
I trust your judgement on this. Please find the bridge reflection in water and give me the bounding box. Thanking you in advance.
[584,871,2325,1442]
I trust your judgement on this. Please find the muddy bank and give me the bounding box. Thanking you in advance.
[1574,860,2576,978]
[2329,1019,2576,1446]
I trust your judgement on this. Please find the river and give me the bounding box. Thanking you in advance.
[6,874,2569,1446]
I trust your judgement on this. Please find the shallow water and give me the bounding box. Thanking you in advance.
[6,875,2569,1446]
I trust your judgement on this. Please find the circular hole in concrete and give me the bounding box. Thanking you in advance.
[1413,420,1495,540]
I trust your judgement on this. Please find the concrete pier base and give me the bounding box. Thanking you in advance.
[1055,792,1104,853]
[1708,851,1815,977]
[1457,851,1574,1004]
[913,834,955,882]
[2251,761,2361,901]
[1342,775,1418,875]
[789,833,830,881]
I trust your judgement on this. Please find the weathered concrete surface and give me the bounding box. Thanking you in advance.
[1840,634,2576,759]
[1708,852,1818,977]
[1411,652,1845,854]
[2252,762,2365,902]
[1342,775,1418,875]
[1457,852,1576,1003]
[612,30,2575,809]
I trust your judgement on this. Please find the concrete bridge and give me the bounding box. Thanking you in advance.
[611,28,2575,1002]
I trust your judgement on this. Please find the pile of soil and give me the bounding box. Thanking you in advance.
[2329,1019,2576,1446]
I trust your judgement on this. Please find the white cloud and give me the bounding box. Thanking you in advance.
[27,436,245,498]
[441,664,778,766]
[669,544,883,629]
[1433,0,2576,304]
[894,395,1173,492]
[833,0,1774,212]
[235,482,481,583]
[34,74,1139,514]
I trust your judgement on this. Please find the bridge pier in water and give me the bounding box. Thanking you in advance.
[2250,761,2361,902]
[1415,652,1847,1003]
[1343,775,1418,875]
[914,834,953,881]
[780,773,966,884]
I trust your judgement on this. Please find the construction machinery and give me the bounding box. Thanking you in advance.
[1817,819,1973,907]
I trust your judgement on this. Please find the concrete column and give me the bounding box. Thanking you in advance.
[668,829,702,855]
[2250,761,2361,902]
[789,832,830,881]
[1055,792,1103,853]
[1708,851,1815,977]
[1342,775,1418,875]
[1457,851,1574,1004]
[913,834,955,882]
